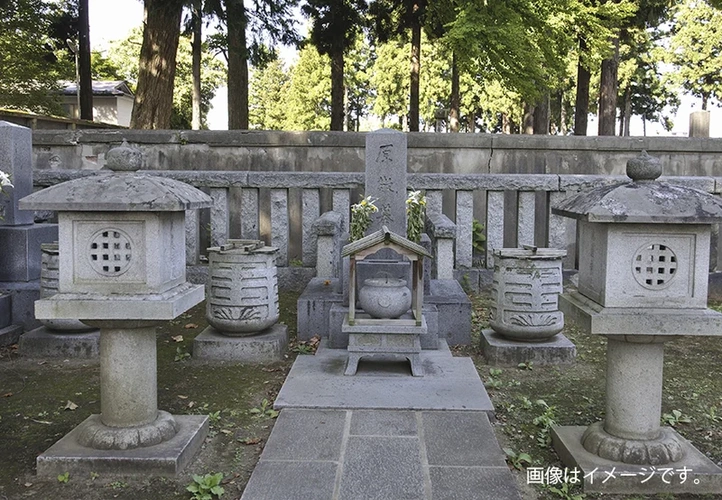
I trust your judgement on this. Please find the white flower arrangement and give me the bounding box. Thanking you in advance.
[0,170,12,191]
[350,195,378,241]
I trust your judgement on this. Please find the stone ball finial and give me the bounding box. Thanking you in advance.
[105,140,143,172]
[626,150,662,182]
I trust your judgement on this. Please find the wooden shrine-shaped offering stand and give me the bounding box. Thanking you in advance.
[341,226,432,376]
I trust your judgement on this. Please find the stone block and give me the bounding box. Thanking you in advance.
[260,409,346,461]
[349,410,417,436]
[0,293,10,329]
[192,324,288,363]
[422,411,507,467]
[365,129,407,236]
[36,414,208,477]
[296,278,343,340]
[0,324,23,347]
[0,224,58,281]
[338,436,425,500]
[480,329,576,366]
[426,279,472,345]
[0,280,41,331]
[0,121,34,226]
[240,461,338,500]
[429,467,522,500]
[19,326,100,358]
[552,425,722,494]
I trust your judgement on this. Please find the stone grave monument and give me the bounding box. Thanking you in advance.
[193,239,288,362]
[297,129,471,349]
[19,242,100,358]
[0,122,57,345]
[551,151,722,494]
[481,246,576,365]
[19,141,213,476]
[341,226,431,376]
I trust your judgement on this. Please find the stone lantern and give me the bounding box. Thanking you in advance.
[19,141,213,476]
[550,152,722,494]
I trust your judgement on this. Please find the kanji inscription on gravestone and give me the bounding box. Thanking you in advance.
[365,129,407,236]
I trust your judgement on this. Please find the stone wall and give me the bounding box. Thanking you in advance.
[32,129,722,177]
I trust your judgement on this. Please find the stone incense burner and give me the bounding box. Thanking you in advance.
[358,276,412,319]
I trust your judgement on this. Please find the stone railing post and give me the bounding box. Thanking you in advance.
[313,211,344,279]
[426,213,456,279]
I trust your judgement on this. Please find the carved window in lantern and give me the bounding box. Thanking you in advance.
[89,228,133,277]
[633,243,678,290]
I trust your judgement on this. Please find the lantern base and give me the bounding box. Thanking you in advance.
[36,414,208,477]
[193,324,288,362]
[19,326,99,358]
[480,329,576,366]
[552,425,722,494]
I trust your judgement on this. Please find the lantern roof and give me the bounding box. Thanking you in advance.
[552,151,722,224]
[19,141,212,212]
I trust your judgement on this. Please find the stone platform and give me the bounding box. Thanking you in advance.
[37,414,208,477]
[481,329,576,366]
[552,425,722,494]
[193,324,288,363]
[19,326,99,358]
[242,340,520,500]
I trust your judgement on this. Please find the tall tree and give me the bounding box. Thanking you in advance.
[131,0,185,129]
[249,58,289,129]
[283,44,332,130]
[302,0,367,130]
[369,0,427,131]
[190,0,203,129]
[668,0,722,110]
[78,0,92,120]
[225,0,248,128]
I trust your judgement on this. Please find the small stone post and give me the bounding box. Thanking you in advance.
[689,110,710,138]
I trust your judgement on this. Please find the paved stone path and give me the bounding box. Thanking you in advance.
[241,342,522,500]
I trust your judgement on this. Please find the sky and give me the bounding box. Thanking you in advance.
[87,0,720,136]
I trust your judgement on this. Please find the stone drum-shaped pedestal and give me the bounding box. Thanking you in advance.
[489,248,565,341]
[207,240,279,335]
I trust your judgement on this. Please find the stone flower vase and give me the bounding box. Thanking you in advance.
[489,247,566,341]
[358,277,412,319]
[206,240,280,335]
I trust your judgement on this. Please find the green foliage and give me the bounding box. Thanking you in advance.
[57,471,69,483]
[667,0,722,109]
[174,347,191,362]
[503,447,532,470]
[370,40,409,127]
[661,409,691,427]
[350,196,378,241]
[249,58,290,129]
[186,472,224,500]
[405,190,426,243]
[283,44,332,130]
[0,0,68,114]
[472,219,486,255]
[485,368,503,390]
[545,481,586,500]
[704,405,722,423]
[532,399,557,448]
[249,398,279,419]
[517,361,533,371]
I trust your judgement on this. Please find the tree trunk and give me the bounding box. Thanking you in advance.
[78,0,93,120]
[191,0,202,130]
[598,37,619,136]
[131,0,183,129]
[557,91,566,135]
[227,0,249,130]
[573,38,590,136]
[702,94,709,111]
[533,93,549,134]
[330,49,344,131]
[522,103,534,134]
[622,87,631,136]
[409,19,421,132]
[449,51,460,133]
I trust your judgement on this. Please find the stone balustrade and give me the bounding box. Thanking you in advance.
[33,170,722,273]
